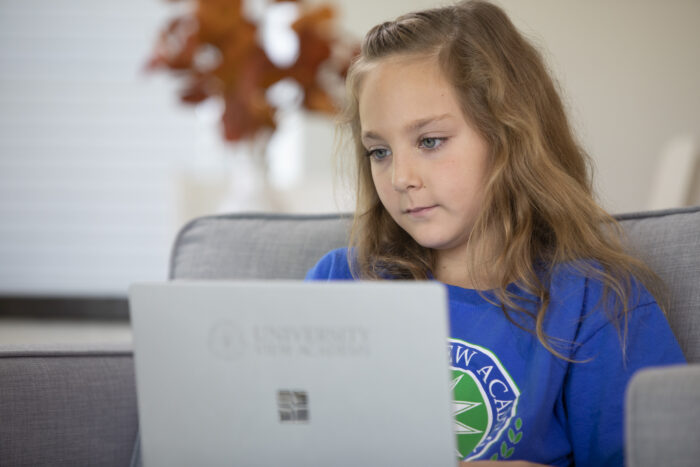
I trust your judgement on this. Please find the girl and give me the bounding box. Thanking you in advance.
[306,1,685,465]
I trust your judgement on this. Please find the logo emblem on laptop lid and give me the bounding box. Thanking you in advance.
[277,390,309,423]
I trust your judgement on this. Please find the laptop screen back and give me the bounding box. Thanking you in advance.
[129,281,456,467]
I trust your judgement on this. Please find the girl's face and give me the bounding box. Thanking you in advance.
[358,56,490,260]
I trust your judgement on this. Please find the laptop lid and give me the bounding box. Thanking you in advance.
[129,281,455,467]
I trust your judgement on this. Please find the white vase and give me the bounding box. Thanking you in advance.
[176,133,286,228]
[216,139,286,213]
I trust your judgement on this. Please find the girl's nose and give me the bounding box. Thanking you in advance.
[391,154,422,192]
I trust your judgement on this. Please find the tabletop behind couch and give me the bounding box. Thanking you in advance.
[1,208,699,466]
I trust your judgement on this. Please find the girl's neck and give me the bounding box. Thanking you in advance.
[433,242,498,291]
[433,267,477,290]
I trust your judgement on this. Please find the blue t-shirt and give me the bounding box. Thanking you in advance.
[305,248,686,466]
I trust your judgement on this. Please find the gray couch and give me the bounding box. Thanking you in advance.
[1,208,699,466]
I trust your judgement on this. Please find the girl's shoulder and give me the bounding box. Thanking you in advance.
[533,260,685,368]
[549,259,657,311]
[547,260,663,341]
[305,248,354,280]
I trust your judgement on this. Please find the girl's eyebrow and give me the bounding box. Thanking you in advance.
[361,113,454,143]
[405,113,453,133]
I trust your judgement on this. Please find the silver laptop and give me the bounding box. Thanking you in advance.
[129,281,456,467]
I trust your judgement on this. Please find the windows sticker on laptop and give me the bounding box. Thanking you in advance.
[277,390,310,423]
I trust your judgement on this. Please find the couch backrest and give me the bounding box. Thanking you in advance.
[170,213,352,280]
[615,207,700,362]
[170,207,700,362]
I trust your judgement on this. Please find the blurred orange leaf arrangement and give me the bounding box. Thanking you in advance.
[147,0,357,142]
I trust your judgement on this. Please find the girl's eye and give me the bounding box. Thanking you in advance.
[367,147,391,161]
[419,137,446,150]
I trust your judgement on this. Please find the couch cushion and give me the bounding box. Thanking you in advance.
[0,344,138,467]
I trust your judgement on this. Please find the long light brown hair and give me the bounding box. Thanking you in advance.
[340,0,665,359]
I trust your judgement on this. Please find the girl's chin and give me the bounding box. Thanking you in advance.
[412,236,463,252]
[407,228,471,253]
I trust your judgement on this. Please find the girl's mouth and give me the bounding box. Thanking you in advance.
[405,205,438,216]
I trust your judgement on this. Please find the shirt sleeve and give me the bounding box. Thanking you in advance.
[564,299,686,466]
[304,248,354,281]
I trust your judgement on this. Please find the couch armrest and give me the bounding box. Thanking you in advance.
[625,364,700,467]
[0,344,138,467]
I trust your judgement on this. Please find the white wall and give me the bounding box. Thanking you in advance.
[323,0,700,213]
[0,0,193,295]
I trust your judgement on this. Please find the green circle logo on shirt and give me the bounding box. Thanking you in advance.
[449,338,520,461]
